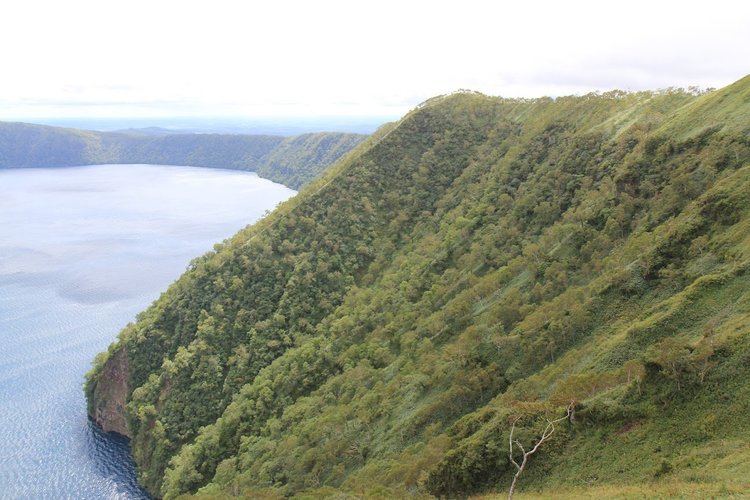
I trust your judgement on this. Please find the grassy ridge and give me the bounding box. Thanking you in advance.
[86,76,750,498]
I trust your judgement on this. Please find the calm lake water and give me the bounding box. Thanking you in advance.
[0,165,295,498]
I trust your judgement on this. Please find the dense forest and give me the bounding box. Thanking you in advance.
[0,123,365,189]
[86,75,750,498]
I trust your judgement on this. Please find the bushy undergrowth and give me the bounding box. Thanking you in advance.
[86,76,750,498]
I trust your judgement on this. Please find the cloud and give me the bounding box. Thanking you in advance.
[0,0,748,118]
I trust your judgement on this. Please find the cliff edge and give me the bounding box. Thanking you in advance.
[87,347,131,437]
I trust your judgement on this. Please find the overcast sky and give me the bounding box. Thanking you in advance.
[1,0,748,119]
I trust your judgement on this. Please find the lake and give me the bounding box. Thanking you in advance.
[0,164,295,498]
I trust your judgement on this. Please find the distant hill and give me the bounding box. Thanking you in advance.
[112,127,190,136]
[20,116,394,136]
[87,76,750,498]
[0,122,367,189]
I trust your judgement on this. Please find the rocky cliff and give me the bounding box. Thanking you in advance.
[88,348,130,437]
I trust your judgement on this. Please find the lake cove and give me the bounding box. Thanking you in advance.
[0,164,294,498]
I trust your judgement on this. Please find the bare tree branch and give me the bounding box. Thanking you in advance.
[508,417,522,470]
[508,402,574,500]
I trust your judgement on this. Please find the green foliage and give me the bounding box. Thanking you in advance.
[84,77,750,498]
[0,122,366,189]
[256,132,368,189]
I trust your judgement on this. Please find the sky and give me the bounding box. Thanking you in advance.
[0,0,748,121]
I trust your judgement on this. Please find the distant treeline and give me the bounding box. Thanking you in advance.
[0,122,367,189]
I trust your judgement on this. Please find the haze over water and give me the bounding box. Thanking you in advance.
[0,165,295,498]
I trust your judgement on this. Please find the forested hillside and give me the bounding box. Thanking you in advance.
[86,76,750,498]
[0,123,365,188]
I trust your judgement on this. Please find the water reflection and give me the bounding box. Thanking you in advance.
[86,420,151,499]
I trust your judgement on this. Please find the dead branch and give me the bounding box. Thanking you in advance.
[508,402,574,500]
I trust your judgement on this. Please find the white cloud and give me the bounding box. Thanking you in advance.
[0,0,747,118]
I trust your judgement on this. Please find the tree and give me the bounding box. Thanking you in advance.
[623,359,646,394]
[692,335,715,385]
[648,338,692,391]
[507,403,574,500]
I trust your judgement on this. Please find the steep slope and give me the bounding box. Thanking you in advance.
[86,76,750,498]
[0,123,366,188]
[256,132,369,189]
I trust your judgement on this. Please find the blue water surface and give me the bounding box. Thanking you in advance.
[0,165,295,499]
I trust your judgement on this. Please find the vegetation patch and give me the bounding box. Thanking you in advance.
[86,76,750,498]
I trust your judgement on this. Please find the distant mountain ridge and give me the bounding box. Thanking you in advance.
[0,121,367,189]
[31,116,394,136]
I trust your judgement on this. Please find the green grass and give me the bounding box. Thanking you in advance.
[85,76,750,499]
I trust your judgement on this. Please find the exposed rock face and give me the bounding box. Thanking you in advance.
[89,347,131,437]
